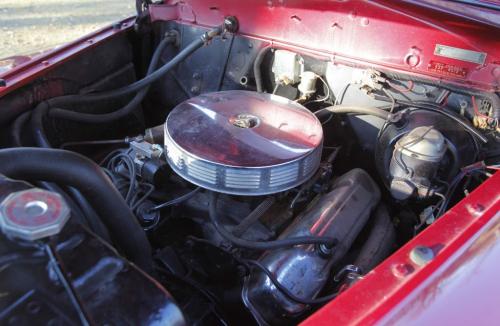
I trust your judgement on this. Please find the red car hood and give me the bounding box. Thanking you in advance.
[151,0,500,91]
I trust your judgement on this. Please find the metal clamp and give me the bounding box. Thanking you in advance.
[334,264,363,282]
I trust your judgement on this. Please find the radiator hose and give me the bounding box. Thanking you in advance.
[0,147,152,271]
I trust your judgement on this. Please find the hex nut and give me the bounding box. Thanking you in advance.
[0,188,70,241]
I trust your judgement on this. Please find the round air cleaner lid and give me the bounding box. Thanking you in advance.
[164,90,323,195]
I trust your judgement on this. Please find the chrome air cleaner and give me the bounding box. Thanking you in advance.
[164,90,323,195]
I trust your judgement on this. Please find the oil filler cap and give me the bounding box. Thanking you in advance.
[0,188,70,241]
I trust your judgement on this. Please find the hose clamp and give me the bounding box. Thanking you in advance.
[200,16,239,44]
[333,264,363,282]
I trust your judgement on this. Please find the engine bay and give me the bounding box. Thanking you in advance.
[0,10,499,325]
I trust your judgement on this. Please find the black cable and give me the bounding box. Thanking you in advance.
[245,260,338,305]
[436,171,466,217]
[150,187,201,211]
[107,151,137,203]
[131,183,155,211]
[208,192,336,250]
[436,162,495,217]
[60,138,127,149]
[99,148,125,166]
[232,196,275,237]
[0,237,82,267]
[383,99,488,144]
[44,243,92,326]
[334,83,351,105]
[382,88,396,113]
[103,149,158,220]
[253,45,272,93]
[314,105,391,120]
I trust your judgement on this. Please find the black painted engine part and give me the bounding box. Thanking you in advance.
[242,168,381,325]
[0,176,185,326]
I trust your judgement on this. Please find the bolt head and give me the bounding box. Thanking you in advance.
[409,246,435,266]
[459,99,468,109]
[466,203,485,216]
[0,188,70,241]
[223,16,239,33]
[392,263,414,277]
[405,54,420,67]
[150,144,164,158]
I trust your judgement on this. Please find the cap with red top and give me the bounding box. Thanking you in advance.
[0,188,70,241]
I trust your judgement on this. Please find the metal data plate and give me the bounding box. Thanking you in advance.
[434,44,487,65]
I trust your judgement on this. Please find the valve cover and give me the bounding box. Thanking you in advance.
[164,90,323,195]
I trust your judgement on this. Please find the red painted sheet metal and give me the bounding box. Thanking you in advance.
[0,1,497,324]
[154,0,500,91]
[379,212,500,326]
[302,171,500,326]
[0,17,135,98]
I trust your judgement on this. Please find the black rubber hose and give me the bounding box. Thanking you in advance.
[36,181,88,227]
[45,26,221,108]
[144,124,165,144]
[253,45,272,93]
[31,36,171,147]
[31,102,51,148]
[31,26,223,146]
[15,117,110,241]
[37,181,111,242]
[0,148,152,271]
[232,196,275,237]
[10,110,31,147]
[246,260,338,305]
[30,35,173,147]
[314,105,391,120]
[208,192,336,250]
[48,35,174,123]
[66,186,111,242]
